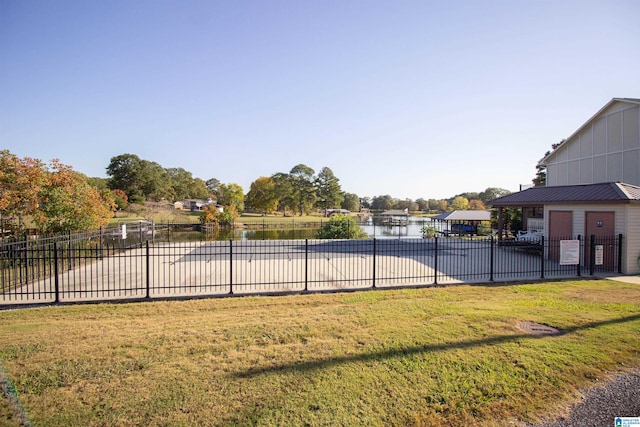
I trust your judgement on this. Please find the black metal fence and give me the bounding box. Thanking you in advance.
[0,234,623,307]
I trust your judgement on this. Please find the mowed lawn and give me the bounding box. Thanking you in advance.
[0,280,639,426]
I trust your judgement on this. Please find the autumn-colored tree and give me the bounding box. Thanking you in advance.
[200,204,238,227]
[36,160,115,233]
[246,177,278,214]
[0,150,48,226]
[200,204,220,225]
[468,199,486,210]
[111,189,129,210]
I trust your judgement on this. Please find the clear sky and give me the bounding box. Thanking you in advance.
[1,0,639,200]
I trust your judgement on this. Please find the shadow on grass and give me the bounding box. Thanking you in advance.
[233,313,640,378]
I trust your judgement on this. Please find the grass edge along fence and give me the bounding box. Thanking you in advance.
[0,233,623,307]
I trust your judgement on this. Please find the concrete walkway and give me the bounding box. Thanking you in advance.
[598,274,640,285]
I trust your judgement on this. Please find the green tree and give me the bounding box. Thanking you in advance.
[478,187,511,203]
[416,198,429,212]
[371,195,394,211]
[290,164,316,215]
[450,196,470,211]
[246,177,278,214]
[533,140,563,187]
[206,178,221,198]
[341,193,360,212]
[166,167,194,200]
[190,178,210,199]
[315,167,343,210]
[218,183,244,211]
[272,172,295,215]
[139,160,173,201]
[106,154,146,202]
[427,199,441,212]
[87,177,109,191]
[316,214,368,239]
[111,189,129,210]
[395,199,418,212]
[218,205,240,226]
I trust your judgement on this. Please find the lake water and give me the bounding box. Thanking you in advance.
[152,217,448,242]
[358,217,446,239]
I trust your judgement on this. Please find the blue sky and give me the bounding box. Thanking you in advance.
[1,0,639,200]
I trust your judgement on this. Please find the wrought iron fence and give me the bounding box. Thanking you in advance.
[0,234,623,306]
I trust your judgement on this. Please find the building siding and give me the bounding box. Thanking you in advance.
[624,204,640,274]
[546,103,640,187]
[543,203,640,274]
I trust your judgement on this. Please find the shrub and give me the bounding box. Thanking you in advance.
[316,214,368,239]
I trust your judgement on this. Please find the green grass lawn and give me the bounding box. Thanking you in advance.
[0,279,639,426]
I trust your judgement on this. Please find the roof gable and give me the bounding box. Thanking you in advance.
[540,98,640,166]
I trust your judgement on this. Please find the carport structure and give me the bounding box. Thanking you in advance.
[430,210,491,236]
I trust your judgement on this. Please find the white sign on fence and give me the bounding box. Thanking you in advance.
[595,245,604,266]
[559,240,580,265]
[121,224,127,240]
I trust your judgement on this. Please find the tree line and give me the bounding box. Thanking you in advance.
[103,154,514,216]
[0,149,514,234]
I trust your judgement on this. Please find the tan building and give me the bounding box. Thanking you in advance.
[491,98,640,274]
[543,98,640,186]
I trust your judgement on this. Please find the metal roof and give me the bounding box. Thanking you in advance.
[431,210,491,221]
[489,182,640,207]
[381,210,409,216]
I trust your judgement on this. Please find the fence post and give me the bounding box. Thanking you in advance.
[53,242,59,303]
[540,236,545,279]
[590,235,595,276]
[23,237,29,284]
[145,241,150,299]
[304,239,309,292]
[577,235,582,277]
[229,240,233,295]
[100,227,104,260]
[489,236,494,282]
[434,236,438,285]
[372,238,376,289]
[618,234,623,274]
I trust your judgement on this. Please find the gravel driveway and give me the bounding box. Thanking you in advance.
[523,368,640,427]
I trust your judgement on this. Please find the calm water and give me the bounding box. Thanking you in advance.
[123,217,450,243]
[213,217,443,241]
[359,217,444,239]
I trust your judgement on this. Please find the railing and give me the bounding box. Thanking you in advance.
[0,235,623,306]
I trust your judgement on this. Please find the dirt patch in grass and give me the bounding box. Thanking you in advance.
[518,321,563,336]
